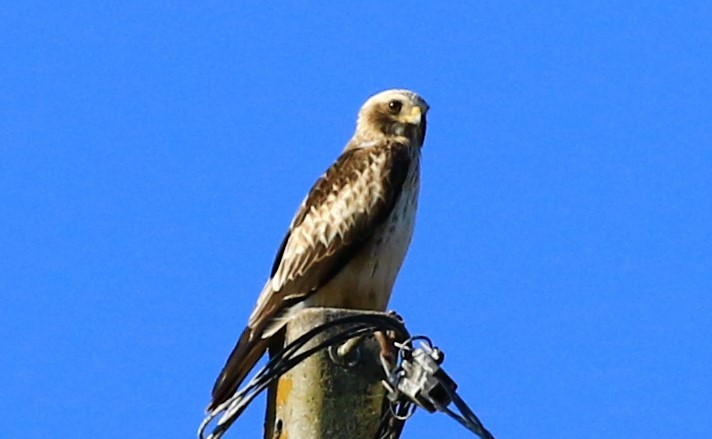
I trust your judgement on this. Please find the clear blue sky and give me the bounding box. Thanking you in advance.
[2,2,711,438]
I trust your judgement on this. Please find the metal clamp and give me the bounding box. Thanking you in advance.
[382,338,495,439]
[385,341,456,413]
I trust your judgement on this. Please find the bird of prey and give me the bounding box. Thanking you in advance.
[209,89,429,410]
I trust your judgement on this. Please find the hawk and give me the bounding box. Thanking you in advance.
[209,89,429,410]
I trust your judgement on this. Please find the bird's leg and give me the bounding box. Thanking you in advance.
[378,310,405,368]
[375,330,396,368]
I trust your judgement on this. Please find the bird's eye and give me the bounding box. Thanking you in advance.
[387,100,403,114]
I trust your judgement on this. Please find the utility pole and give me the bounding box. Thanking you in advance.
[264,308,388,439]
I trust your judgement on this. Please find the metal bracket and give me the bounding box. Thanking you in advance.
[385,342,457,413]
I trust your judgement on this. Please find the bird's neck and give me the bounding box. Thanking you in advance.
[344,130,417,152]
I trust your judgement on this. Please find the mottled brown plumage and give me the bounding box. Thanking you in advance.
[209,89,428,410]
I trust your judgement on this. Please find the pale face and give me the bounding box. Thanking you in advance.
[356,89,429,143]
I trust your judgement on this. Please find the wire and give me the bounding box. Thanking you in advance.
[433,385,494,439]
[199,314,410,439]
[374,398,414,439]
[383,336,496,439]
[199,312,495,439]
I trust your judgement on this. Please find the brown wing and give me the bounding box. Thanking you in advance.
[253,141,411,327]
[209,141,412,409]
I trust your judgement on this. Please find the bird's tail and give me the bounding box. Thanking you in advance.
[209,326,269,411]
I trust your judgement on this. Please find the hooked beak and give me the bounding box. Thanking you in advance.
[403,105,424,125]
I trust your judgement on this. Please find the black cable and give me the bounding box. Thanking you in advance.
[200,313,495,439]
[204,326,378,438]
[375,399,414,439]
[429,367,494,439]
[199,314,410,439]
[380,335,495,439]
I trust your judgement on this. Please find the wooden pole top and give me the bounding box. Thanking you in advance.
[267,308,389,439]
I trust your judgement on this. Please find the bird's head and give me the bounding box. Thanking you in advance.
[353,89,429,148]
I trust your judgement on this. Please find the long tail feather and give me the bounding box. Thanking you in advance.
[209,327,269,410]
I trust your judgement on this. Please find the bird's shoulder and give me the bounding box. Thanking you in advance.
[292,139,413,230]
[266,139,414,285]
